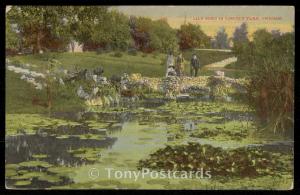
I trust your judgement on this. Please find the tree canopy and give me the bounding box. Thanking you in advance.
[177,23,210,50]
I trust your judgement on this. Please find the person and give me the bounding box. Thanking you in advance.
[190,54,200,77]
[175,53,184,77]
[166,51,175,77]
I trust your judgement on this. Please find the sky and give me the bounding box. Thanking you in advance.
[112,6,294,38]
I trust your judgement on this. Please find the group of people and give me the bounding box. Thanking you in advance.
[166,52,200,77]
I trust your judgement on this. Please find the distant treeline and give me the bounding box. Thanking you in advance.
[6,6,267,55]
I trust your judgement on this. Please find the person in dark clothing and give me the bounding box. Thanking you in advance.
[175,53,184,77]
[190,54,200,77]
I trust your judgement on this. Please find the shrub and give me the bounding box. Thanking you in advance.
[96,48,105,55]
[236,30,295,136]
[113,51,123,58]
[127,48,138,56]
[152,51,159,58]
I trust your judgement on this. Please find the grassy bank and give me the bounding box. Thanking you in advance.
[5,50,241,114]
[6,70,84,114]
[7,50,236,78]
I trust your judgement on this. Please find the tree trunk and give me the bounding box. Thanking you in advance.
[37,31,42,54]
[33,30,42,54]
[71,41,75,52]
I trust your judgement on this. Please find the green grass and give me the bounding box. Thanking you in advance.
[6,70,47,114]
[6,50,242,113]
[6,70,84,114]
[181,49,240,77]
[8,50,236,78]
[8,51,167,78]
[182,49,235,66]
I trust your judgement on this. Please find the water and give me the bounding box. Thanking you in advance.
[5,99,292,189]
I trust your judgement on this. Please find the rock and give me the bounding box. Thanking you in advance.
[215,70,225,77]
[59,78,65,85]
[184,121,196,131]
[166,67,177,77]
[86,97,103,106]
[77,86,90,99]
[92,87,99,95]
[181,85,210,95]
[93,66,104,76]
[20,75,27,80]
[96,76,108,84]
[176,94,192,102]
[35,83,43,90]
[92,75,98,82]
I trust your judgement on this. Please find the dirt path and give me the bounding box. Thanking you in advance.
[204,57,237,69]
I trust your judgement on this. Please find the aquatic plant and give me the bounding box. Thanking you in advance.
[138,142,292,178]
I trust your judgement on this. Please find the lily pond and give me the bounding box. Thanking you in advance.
[5,99,293,189]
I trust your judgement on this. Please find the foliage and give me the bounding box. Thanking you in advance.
[148,20,179,53]
[6,6,215,54]
[129,16,153,52]
[177,23,210,50]
[127,48,138,56]
[232,22,249,43]
[138,142,292,178]
[214,27,229,49]
[6,17,20,52]
[112,51,123,58]
[7,6,72,54]
[233,28,294,136]
[91,10,133,50]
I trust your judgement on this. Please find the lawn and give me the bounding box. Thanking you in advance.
[5,50,240,114]
[5,70,84,114]
[182,49,235,66]
[7,50,236,78]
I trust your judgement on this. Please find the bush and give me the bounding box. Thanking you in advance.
[113,51,123,58]
[127,48,138,56]
[152,51,159,58]
[236,30,295,136]
[96,48,105,55]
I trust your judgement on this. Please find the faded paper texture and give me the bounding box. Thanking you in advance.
[5,6,294,190]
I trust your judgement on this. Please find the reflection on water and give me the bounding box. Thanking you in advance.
[6,99,287,189]
[5,135,117,166]
[5,117,168,188]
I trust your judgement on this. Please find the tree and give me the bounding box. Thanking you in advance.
[76,7,109,44]
[232,22,250,67]
[233,28,294,135]
[6,17,20,52]
[177,23,210,50]
[232,22,249,43]
[215,27,229,49]
[148,19,179,53]
[129,16,153,51]
[270,29,281,38]
[7,6,71,54]
[91,10,132,50]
